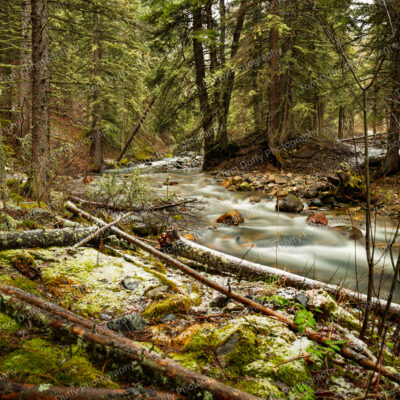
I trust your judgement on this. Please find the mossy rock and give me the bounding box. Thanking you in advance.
[142,294,195,318]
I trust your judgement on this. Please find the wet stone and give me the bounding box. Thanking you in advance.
[309,198,323,208]
[122,277,140,290]
[216,331,240,357]
[295,292,309,308]
[158,313,177,323]
[107,313,145,332]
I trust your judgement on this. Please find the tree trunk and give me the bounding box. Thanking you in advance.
[0,227,110,250]
[0,0,13,137]
[217,0,248,152]
[267,0,280,149]
[192,5,214,168]
[384,43,400,175]
[91,11,103,172]
[17,0,32,140]
[338,106,344,139]
[31,0,50,200]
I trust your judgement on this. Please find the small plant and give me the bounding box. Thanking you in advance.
[91,170,149,207]
[307,339,346,361]
[292,383,316,400]
[294,309,317,333]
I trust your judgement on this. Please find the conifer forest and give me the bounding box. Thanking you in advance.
[0,0,400,399]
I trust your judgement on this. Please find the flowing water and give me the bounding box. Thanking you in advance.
[111,158,400,301]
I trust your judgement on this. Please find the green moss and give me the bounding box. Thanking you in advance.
[0,275,40,295]
[19,202,49,210]
[18,220,42,230]
[142,294,193,318]
[118,158,130,167]
[233,378,284,399]
[0,312,20,333]
[9,192,23,203]
[0,338,117,387]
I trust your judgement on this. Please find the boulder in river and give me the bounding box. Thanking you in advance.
[216,210,244,226]
[306,212,328,226]
[332,225,365,245]
[276,194,304,213]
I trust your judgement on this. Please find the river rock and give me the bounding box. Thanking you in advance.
[216,210,244,226]
[238,182,252,191]
[308,198,323,208]
[306,212,328,226]
[249,196,261,203]
[276,194,304,213]
[275,176,288,184]
[221,176,243,188]
[332,225,365,245]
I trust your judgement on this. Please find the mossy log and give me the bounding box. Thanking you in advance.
[0,285,261,400]
[0,227,109,250]
[0,381,182,400]
[169,236,400,316]
[64,203,400,385]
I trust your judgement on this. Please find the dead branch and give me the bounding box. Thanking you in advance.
[0,381,182,400]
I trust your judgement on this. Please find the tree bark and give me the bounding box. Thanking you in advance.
[0,285,261,400]
[116,98,156,163]
[31,0,50,200]
[192,5,214,168]
[0,381,182,400]
[0,0,13,137]
[384,41,400,175]
[91,11,103,172]
[338,106,344,139]
[217,0,248,152]
[267,0,280,149]
[17,0,32,140]
[0,227,110,250]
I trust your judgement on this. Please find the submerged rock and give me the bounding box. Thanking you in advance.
[249,196,261,203]
[276,194,304,213]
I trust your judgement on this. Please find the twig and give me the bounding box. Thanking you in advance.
[73,211,134,248]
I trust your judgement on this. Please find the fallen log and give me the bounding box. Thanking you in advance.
[68,195,197,213]
[0,381,182,400]
[0,227,111,250]
[0,285,261,400]
[73,211,134,248]
[64,202,400,384]
[168,235,400,316]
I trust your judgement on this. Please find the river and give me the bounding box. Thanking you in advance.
[111,157,400,301]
